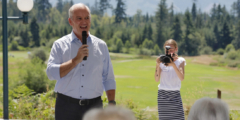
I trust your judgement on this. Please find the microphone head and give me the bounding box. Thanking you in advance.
[82,31,87,37]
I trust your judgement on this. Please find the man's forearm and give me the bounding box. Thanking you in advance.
[106,89,115,101]
[60,58,79,78]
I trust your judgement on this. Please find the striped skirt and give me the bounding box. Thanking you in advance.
[158,90,185,120]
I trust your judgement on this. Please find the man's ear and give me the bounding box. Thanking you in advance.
[175,47,178,53]
[68,18,72,26]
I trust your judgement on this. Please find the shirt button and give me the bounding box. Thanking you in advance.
[82,86,83,87]
[82,64,84,66]
[82,74,84,76]
[80,96,82,98]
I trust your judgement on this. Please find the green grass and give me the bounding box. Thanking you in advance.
[111,56,240,111]
[0,51,240,111]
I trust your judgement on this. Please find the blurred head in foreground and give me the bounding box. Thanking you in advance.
[188,97,229,120]
[83,106,136,120]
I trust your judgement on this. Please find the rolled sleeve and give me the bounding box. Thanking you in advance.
[102,44,116,91]
[46,42,62,81]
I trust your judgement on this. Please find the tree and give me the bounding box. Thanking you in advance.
[184,9,196,55]
[171,16,182,42]
[232,20,240,49]
[220,22,233,49]
[30,17,40,47]
[191,2,197,21]
[99,0,112,16]
[35,0,52,21]
[154,44,161,55]
[114,0,126,23]
[155,0,168,49]
[231,0,240,19]
[147,24,153,40]
[56,0,63,13]
[20,29,30,47]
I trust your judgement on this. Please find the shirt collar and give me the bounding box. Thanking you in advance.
[70,31,92,43]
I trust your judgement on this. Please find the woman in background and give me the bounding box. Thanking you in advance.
[155,39,186,120]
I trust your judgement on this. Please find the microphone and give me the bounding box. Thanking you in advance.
[82,31,87,60]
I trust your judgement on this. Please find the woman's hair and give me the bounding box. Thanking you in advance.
[188,97,229,120]
[163,39,178,49]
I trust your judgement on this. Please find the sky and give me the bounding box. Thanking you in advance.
[49,0,237,16]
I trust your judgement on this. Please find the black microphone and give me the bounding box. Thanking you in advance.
[82,31,87,60]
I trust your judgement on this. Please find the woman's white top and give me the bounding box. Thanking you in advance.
[158,57,186,91]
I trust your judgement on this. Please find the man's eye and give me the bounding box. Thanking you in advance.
[78,18,82,20]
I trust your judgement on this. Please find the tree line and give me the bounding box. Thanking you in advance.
[0,0,240,56]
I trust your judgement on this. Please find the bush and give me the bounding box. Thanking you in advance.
[200,46,213,55]
[217,48,225,55]
[227,51,238,60]
[209,62,218,66]
[18,57,55,93]
[228,62,238,68]
[225,44,235,53]
[139,48,152,56]
[10,40,19,51]
[30,47,47,62]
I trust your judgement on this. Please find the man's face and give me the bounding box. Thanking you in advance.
[69,7,91,37]
[165,44,177,55]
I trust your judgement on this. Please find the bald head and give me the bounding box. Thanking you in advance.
[69,3,91,19]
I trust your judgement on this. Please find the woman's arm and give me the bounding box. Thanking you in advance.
[155,58,162,82]
[169,61,185,81]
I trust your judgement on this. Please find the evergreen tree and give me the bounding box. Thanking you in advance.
[30,17,40,47]
[147,24,153,40]
[35,0,52,21]
[20,29,30,47]
[184,9,196,55]
[155,0,168,49]
[191,2,197,21]
[220,22,233,48]
[171,16,182,42]
[99,0,111,16]
[56,0,63,13]
[232,20,240,49]
[114,0,126,23]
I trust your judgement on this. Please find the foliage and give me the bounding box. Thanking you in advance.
[227,51,238,60]
[18,57,55,93]
[200,46,213,55]
[30,47,47,62]
[217,48,225,55]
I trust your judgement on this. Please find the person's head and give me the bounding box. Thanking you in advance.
[163,39,178,55]
[188,97,229,120]
[68,3,91,39]
[83,106,136,120]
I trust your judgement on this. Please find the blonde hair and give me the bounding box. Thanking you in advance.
[163,39,178,49]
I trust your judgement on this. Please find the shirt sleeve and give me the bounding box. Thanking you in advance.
[102,43,116,91]
[181,57,187,66]
[46,41,62,80]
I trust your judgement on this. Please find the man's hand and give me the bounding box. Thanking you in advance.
[73,45,89,64]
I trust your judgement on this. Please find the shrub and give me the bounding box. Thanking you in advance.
[217,48,225,55]
[228,62,238,68]
[10,40,19,51]
[200,46,213,55]
[227,51,238,60]
[30,47,47,62]
[18,57,55,93]
[209,62,218,66]
[225,44,235,53]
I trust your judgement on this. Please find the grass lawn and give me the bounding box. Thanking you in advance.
[110,55,240,111]
[0,51,240,111]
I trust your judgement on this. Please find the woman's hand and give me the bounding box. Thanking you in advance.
[156,57,161,64]
[172,53,178,61]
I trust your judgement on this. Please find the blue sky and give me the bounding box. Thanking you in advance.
[50,0,237,16]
